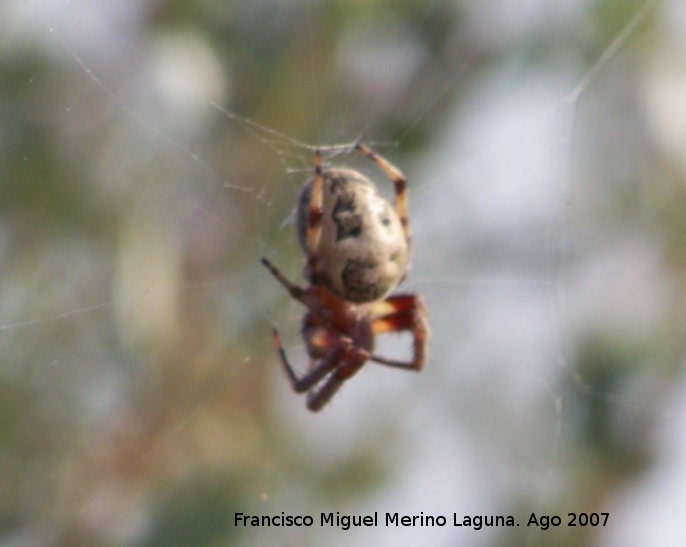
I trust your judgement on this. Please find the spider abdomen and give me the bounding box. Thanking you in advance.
[297,168,409,302]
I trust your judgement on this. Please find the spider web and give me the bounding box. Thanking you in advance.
[0,1,681,546]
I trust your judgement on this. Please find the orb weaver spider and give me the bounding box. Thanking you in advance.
[262,143,430,412]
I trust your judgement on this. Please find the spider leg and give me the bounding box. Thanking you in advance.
[260,257,332,320]
[305,149,324,274]
[367,293,430,371]
[305,346,369,412]
[270,327,344,392]
[306,375,346,412]
[272,327,366,412]
[355,143,410,242]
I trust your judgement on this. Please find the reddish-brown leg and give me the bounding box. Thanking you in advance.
[367,294,430,371]
[305,346,369,412]
[260,257,332,320]
[270,326,369,412]
[355,143,410,241]
[305,149,324,275]
[271,327,345,393]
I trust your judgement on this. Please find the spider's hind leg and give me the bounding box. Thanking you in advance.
[305,149,324,267]
[354,143,410,241]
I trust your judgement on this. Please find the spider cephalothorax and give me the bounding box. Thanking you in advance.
[262,143,430,412]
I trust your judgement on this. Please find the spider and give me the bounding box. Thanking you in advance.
[261,143,430,412]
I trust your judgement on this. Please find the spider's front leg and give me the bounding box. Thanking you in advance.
[260,257,332,321]
[305,346,370,412]
[270,327,368,412]
[270,327,345,393]
[367,293,430,371]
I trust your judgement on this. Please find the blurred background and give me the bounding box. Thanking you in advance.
[1,0,685,545]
